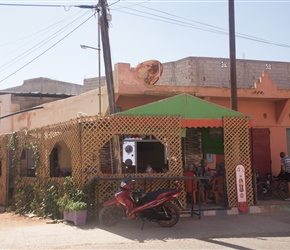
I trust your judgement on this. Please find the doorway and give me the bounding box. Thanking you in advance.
[251,128,271,180]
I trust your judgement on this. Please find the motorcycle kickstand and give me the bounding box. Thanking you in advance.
[163,206,169,217]
[141,218,145,230]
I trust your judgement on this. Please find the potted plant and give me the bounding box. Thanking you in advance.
[58,177,88,226]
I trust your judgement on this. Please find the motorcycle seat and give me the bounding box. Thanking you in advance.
[140,188,177,204]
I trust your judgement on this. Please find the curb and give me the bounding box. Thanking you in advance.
[180,204,290,217]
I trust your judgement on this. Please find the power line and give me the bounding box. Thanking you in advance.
[0,3,72,8]
[112,2,290,49]
[0,9,84,48]
[0,10,91,72]
[0,12,96,83]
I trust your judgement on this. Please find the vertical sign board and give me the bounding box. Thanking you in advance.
[235,164,248,212]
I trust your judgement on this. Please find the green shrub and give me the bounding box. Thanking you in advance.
[57,177,88,212]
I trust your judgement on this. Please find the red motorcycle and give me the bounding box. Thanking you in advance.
[99,174,182,229]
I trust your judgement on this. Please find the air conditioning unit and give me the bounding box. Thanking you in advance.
[122,141,136,166]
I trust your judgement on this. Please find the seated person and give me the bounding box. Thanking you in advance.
[145,164,157,174]
[204,163,224,191]
[183,164,205,203]
[183,164,195,177]
[197,159,211,177]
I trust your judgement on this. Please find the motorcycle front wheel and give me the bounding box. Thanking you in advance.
[156,202,180,227]
[99,204,124,227]
[256,182,268,200]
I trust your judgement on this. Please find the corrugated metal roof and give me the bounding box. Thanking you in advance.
[0,91,75,98]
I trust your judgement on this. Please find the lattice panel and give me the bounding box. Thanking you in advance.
[80,115,185,209]
[0,136,8,205]
[223,117,253,207]
[1,115,186,210]
[80,115,183,180]
[41,120,81,185]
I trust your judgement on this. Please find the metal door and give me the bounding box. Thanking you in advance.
[251,128,271,180]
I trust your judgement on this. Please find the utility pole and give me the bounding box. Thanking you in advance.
[97,8,102,115]
[229,0,238,111]
[98,0,116,114]
[98,0,121,173]
[77,2,120,173]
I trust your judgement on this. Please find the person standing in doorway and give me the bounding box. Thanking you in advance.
[280,152,290,200]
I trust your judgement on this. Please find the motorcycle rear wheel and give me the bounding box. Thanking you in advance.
[156,202,180,227]
[99,204,124,227]
[278,181,288,199]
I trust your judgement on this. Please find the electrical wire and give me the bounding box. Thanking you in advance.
[0,10,91,72]
[0,12,96,83]
[0,3,72,8]
[0,9,84,48]
[0,9,86,67]
[113,1,290,49]
[1,1,289,84]
[137,4,290,48]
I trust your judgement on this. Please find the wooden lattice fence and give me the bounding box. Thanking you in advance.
[0,115,185,214]
[0,114,252,214]
[223,117,253,207]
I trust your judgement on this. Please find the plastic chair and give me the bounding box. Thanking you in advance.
[205,176,224,205]
[184,179,198,204]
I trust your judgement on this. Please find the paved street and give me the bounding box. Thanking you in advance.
[0,210,290,249]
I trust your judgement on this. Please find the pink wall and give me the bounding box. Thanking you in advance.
[115,66,290,177]
[212,99,288,175]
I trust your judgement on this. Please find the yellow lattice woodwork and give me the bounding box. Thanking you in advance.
[79,115,185,212]
[223,117,253,207]
[0,115,185,213]
[0,114,253,213]
[0,136,8,205]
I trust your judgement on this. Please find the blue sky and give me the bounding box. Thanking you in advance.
[0,0,289,89]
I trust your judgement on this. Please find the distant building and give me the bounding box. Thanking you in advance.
[1,77,84,95]
[0,77,84,134]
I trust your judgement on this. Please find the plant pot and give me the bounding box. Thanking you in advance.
[64,210,87,226]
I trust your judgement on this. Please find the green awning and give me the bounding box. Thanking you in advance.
[117,93,249,119]
[116,93,250,152]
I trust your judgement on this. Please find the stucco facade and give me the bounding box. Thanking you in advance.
[1,56,290,178]
[112,60,290,178]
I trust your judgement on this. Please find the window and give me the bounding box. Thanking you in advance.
[122,135,167,174]
[49,141,72,177]
[20,149,36,177]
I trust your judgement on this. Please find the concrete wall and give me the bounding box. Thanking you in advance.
[2,77,84,95]
[0,95,20,134]
[85,57,290,91]
[157,57,290,89]
[10,87,109,132]
[84,76,107,92]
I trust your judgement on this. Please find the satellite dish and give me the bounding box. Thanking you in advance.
[135,60,163,85]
